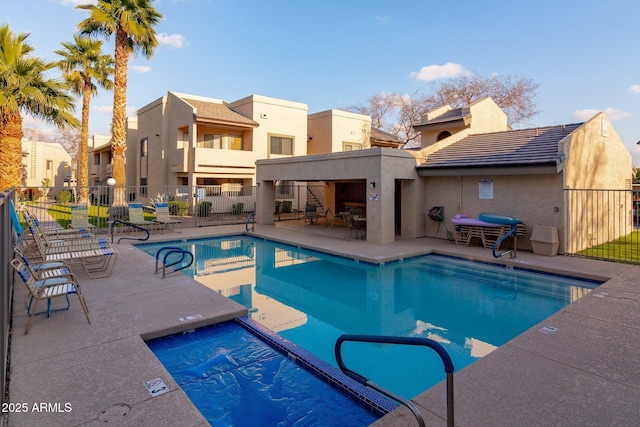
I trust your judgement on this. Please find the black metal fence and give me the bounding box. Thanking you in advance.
[565,188,640,264]
[14,183,328,232]
[0,189,15,420]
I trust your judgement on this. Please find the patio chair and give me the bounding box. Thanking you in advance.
[14,247,72,280]
[154,202,182,232]
[29,227,118,279]
[70,204,97,232]
[344,213,365,240]
[128,202,158,231]
[305,205,319,225]
[11,258,90,334]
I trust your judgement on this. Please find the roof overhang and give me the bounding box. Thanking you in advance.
[413,115,471,132]
[416,162,564,177]
[195,116,259,129]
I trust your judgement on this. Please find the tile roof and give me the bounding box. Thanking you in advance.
[419,123,583,169]
[423,107,466,125]
[182,98,259,127]
[370,127,403,146]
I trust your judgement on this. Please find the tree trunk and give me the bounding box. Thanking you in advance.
[109,27,130,221]
[0,111,24,192]
[78,80,91,204]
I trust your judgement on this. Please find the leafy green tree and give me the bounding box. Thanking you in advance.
[77,0,162,215]
[0,24,78,192]
[56,34,114,203]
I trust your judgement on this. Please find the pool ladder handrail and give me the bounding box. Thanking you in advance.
[492,224,518,259]
[245,212,255,232]
[110,220,150,244]
[335,334,455,427]
[154,246,194,279]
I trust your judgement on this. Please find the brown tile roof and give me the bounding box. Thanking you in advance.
[182,98,259,128]
[370,127,403,147]
[419,123,583,169]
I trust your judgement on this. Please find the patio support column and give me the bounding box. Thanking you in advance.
[256,180,275,225]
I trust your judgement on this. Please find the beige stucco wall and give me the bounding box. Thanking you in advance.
[230,95,308,164]
[21,139,72,189]
[562,113,633,253]
[423,174,566,252]
[307,109,371,154]
[418,97,509,154]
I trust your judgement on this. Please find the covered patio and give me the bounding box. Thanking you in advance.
[255,147,424,244]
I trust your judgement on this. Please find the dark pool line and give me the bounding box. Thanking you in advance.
[235,316,399,418]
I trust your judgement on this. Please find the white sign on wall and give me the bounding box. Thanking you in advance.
[479,180,494,199]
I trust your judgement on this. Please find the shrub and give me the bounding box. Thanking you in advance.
[232,202,244,215]
[55,191,72,204]
[22,188,42,201]
[169,201,189,216]
[281,200,292,213]
[274,200,281,214]
[198,201,212,217]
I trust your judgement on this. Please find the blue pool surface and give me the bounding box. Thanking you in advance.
[139,236,599,399]
[147,320,381,426]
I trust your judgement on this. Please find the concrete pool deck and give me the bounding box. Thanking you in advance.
[7,223,640,426]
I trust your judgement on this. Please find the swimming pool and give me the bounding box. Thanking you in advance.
[138,236,599,399]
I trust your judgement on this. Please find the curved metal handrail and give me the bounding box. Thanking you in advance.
[492,226,518,259]
[335,334,455,427]
[154,246,194,279]
[110,220,150,243]
[245,212,255,232]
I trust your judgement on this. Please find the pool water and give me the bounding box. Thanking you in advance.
[138,236,599,399]
[147,320,380,426]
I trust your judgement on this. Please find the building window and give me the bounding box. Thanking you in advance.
[343,142,362,151]
[270,136,293,155]
[275,180,294,198]
[140,138,148,157]
[140,177,148,196]
[46,160,53,170]
[94,153,100,166]
[229,134,243,150]
[199,134,222,149]
[437,131,451,141]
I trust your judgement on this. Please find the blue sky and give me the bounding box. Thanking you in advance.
[5,0,640,164]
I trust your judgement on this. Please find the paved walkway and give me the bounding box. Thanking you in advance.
[7,223,640,426]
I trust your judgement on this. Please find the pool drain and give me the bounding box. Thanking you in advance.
[97,403,130,422]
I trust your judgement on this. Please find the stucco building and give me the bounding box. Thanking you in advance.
[256,97,633,253]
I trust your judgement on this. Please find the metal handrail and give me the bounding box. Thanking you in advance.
[110,220,150,243]
[335,335,455,427]
[245,212,255,232]
[154,246,193,279]
[492,225,518,259]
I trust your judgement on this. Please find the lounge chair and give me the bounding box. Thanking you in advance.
[154,202,182,232]
[11,258,90,334]
[128,202,158,231]
[28,227,118,279]
[70,204,97,232]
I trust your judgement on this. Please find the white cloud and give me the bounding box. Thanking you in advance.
[93,105,137,116]
[572,108,632,122]
[375,15,389,22]
[59,0,96,6]
[157,33,187,50]
[131,65,151,73]
[408,63,468,81]
[629,84,640,94]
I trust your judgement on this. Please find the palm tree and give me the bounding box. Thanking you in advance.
[56,34,114,204]
[0,24,78,193]
[77,0,163,217]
